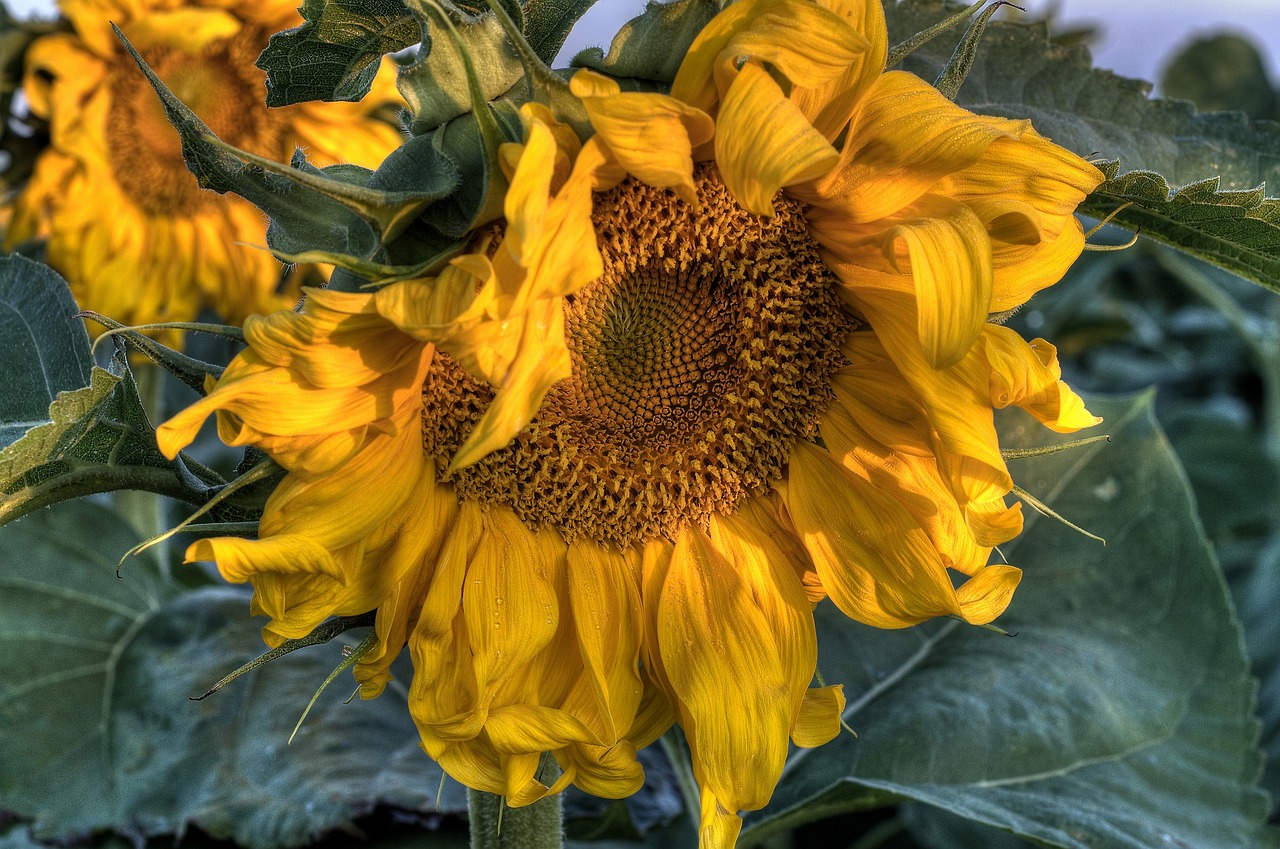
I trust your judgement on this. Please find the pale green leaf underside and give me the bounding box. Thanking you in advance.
[1079,164,1280,295]
[748,394,1269,849]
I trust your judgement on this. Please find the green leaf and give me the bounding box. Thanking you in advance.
[1078,164,1280,296]
[743,394,1271,849]
[0,351,222,526]
[0,500,469,847]
[523,0,598,65]
[257,0,421,106]
[0,254,92,449]
[398,0,524,136]
[570,0,718,83]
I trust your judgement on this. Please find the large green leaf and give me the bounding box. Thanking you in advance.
[0,500,469,847]
[0,254,92,449]
[741,394,1272,849]
[884,1,1280,293]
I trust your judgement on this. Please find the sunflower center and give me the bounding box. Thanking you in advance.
[106,28,284,216]
[424,165,853,545]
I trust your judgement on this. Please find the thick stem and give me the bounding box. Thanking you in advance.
[468,789,563,849]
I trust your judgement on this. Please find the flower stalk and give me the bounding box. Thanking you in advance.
[468,789,563,849]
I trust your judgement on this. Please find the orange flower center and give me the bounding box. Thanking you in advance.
[424,165,852,544]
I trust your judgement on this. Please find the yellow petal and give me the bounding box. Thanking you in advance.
[954,563,1021,625]
[186,533,343,584]
[670,0,774,116]
[980,328,1102,432]
[659,524,804,814]
[570,69,714,205]
[796,71,1027,222]
[566,539,645,743]
[698,790,745,849]
[448,299,572,470]
[791,0,888,140]
[881,198,993,369]
[122,9,241,53]
[785,439,964,628]
[716,3,869,93]
[715,60,839,216]
[463,507,561,699]
[792,684,846,748]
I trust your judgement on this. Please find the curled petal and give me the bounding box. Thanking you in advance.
[715,61,839,216]
[571,69,714,205]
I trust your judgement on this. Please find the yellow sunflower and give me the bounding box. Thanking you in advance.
[4,0,404,336]
[156,0,1103,845]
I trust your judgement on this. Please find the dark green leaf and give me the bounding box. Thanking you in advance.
[743,395,1271,849]
[1079,163,1280,296]
[0,255,92,449]
[570,0,717,83]
[0,500,469,848]
[257,0,420,106]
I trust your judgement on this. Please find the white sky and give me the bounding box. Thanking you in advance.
[6,0,1279,93]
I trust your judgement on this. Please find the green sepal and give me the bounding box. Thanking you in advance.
[257,0,420,106]
[570,0,718,83]
[485,0,590,135]
[931,0,1004,101]
[0,351,224,527]
[79,311,230,396]
[1080,162,1280,297]
[398,0,524,135]
[203,133,460,243]
[884,0,983,69]
[522,0,599,66]
[115,26,380,260]
[191,612,377,700]
[421,97,525,239]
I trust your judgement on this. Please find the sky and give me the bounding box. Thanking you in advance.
[5,0,1279,93]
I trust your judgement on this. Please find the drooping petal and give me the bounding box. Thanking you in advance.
[790,0,887,140]
[570,69,714,205]
[565,539,645,744]
[658,521,812,831]
[715,60,839,216]
[794,71,1027,222]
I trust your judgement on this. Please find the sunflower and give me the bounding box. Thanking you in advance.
[156,0,1103,846]
[4,0,404,337]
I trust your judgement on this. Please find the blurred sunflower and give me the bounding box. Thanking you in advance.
[157,0,1103,845]
[3,0,404,337]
